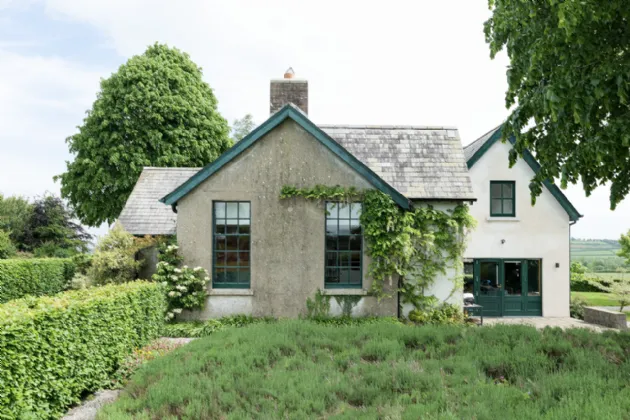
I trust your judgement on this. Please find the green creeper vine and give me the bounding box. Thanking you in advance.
[280,185,476,310]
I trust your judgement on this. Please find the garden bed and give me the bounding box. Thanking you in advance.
[100,320,630,418]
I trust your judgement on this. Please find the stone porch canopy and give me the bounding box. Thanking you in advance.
[118,104,476,236]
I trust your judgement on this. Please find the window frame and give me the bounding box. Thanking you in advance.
[324,201,363,289]
[212,201,251,289]
[489,181,516,217]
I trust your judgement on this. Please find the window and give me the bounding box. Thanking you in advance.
[325,202,362,288]
[490,181,515,217]
[213,202,250,288]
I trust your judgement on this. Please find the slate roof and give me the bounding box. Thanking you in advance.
[320,125,475,200]
[463,125,501,162]
[118,167,199,235]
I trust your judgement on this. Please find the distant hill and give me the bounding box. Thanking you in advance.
[571,239,621,260]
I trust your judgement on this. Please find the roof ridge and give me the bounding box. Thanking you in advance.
[463,124,502,150]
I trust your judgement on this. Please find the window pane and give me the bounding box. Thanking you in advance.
[215,202,226,218]
[238,252,250,266]
[226,219,238,234]
[226,252,238,267]
[215,219,226,234]
[226,236,238,250]
[350,220,361,235]
[238,221,250,234]
[339,268,350,284]
[349,268,361,284]
[350,252,361,267]
[491,183,502,198]
[215,252,226,266]
[326,268,340,283]
[226,202,238,218]
[238,236,250,251]
[326,252,337,267]
[338,204,350,219]
[463,262,473,293]
[339,219,350,235]
[491,199,503,215]
[528,260,541,295]
[350,203,361,219]
[502,183,513,198]
[214,268,225,283]
[349,235,361,251]
[239,202,250,218]
[225,268,238,283]
[503,199,514,215]
[338,235,350,250]
[340,253,350,267]
[326,220,338,235]
[326,202,338,218]
[238,269,250,285]
[326,235,337,250]
[215,237,226,250]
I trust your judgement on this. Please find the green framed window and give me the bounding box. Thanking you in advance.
[490,181,515,217]
[325,202,362,288]
[213,201,250,288]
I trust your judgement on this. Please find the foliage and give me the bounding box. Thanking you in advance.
[153,243,208,321]
[55,43,232,226]
[231,113,256,142]
[0,281,165,419]
[17,194,91,257]
[305,289,331,318]
[334,295,362,317]
[570,261,604,292]
[109,338,187,388]
[619,230,630,265]
[0,194,32,244]
[589,268,630,312]
[0,230,16,259]
[0,258,75,303]
[161,315,276,338]
[408,303,466,325]
[100,321,630,419]
[485,1,630,208]
[280,186,475,309]
[570,295,588,320]
[89,224,145,286]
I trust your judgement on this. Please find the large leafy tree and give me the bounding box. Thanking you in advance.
[231,114,256,142]
[56,43,232,226]
[620,230,630,265]
[485,1,630,208]
[0,194,32,243]
[20,194,92,257]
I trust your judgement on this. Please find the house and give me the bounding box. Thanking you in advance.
[463,127,581,317]
[118,73,476,318]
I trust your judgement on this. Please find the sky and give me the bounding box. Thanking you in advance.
[0,0,628,240]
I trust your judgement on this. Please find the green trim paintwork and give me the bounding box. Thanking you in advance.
[211,201,251,289]
[489,180,516,217]
[161,104,411,210]
[466,126,582,222]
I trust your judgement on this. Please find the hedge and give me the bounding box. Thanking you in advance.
[0,281,166,419]
[0,258,75,303]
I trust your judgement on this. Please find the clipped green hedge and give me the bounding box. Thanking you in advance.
[0,258,76,303]
[0,281,166,419]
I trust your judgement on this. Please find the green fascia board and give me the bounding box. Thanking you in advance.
[161,104,411,210]
[466,125,582,222]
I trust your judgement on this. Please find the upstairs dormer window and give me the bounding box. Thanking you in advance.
[490,181,515,217]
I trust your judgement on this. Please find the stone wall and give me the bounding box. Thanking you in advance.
[584,307,628,330]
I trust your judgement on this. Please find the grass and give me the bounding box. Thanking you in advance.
[571,291,621,307]
[100,320,630,419]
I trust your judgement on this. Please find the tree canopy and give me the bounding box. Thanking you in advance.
[620,230,630,265]
[56,43,232,226]
[485,0,630,208]
[231,114,256,142]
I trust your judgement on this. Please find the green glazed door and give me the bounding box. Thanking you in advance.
[474,260,502,317]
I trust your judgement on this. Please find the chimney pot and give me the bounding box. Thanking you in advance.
[284,67,295,79]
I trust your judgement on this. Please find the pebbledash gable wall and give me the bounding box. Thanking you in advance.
[176,119,397,319]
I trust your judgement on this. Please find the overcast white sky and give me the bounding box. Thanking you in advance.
[0,0,628,239]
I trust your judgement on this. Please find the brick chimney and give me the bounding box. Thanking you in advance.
[270,67,308,115]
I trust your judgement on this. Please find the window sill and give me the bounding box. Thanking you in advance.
[486,217,520,222]
[321,289,368,296]
[208,289,253,296]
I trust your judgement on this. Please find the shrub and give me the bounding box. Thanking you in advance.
[570,295,587,320]
[570,261,605,292]
[408,303,465,325]
[161,315,277,338]
[153,244,208,321]
[0,281,165,419]
[0,258,75,303]
[0,230,16,259]
[90,225,142,285]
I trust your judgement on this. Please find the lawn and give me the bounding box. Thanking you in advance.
[571,291,620,307]
[100,321,630,419]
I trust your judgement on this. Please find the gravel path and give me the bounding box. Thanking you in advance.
[61,337,195,420]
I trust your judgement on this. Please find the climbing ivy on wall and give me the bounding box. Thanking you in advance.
[279,185,476,310]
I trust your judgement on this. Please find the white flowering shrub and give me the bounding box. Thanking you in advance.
[152,244,209,321]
